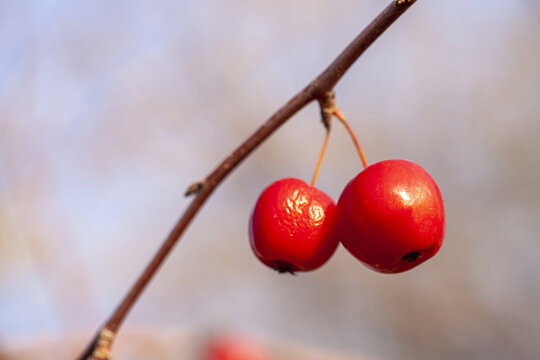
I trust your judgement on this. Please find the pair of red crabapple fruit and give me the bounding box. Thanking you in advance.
[249,159,445,274]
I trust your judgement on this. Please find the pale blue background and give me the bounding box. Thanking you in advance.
[1,1,539,359]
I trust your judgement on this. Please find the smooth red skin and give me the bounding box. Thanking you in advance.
[204,335,270,360]
[336,159,445,273]
[249,178,339,272]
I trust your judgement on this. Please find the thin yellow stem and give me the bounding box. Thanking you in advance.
[311,127,331,186]
[333,108,369,169]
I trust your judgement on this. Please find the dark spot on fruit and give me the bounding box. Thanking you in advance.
[402,250,422,262]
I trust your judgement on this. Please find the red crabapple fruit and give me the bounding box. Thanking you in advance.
[336,159,445,273]
[249,178,339,273]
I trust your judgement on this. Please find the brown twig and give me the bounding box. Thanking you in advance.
[77,1,417,359]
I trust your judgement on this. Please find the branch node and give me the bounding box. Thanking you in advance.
[396,0,414,5]
[185,180,205,197]
[318,91,337,130]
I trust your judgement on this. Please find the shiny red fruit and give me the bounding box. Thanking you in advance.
[249,178,339,273]
[336,159,445,273]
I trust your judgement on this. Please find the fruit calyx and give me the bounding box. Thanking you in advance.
[271,260,299,275]
[402,250,422,262]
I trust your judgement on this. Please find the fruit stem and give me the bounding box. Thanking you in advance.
[311,126,331,187]
[333,108,369,169]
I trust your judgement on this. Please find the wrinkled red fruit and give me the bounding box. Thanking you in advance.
[336,159,445,273]
[249,178,339,273]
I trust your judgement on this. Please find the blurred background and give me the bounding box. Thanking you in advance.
[1,0,539,359]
